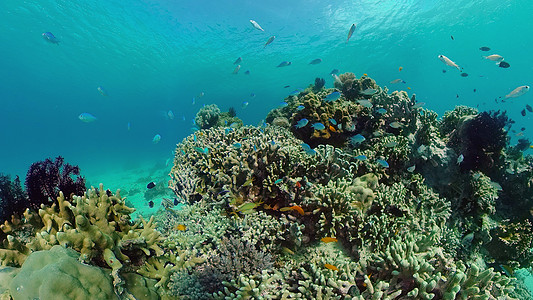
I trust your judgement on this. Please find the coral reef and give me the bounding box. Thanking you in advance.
[194,104,243,130]
[24,156,85,209]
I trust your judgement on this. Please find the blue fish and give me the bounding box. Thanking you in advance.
[277,61,292,67]
[295,118,309,129]
[355,155,367,161]
[296,105,305,111]
[242,101,249,109]
[244,70,250,75]
[350,134,365,145]
[301,143,317,155]
[376,159,389,168]
[328,118,337,125]
[309,58,322,65]
[42,32,59,44]
[274,179,283,184]
[194,147,209,155]
[78,113,97,123]
[330,69,339,74]
[232,143,242,149]
[279,102,289,107]
[312,123,325,130]
[193,134,197,141]
[376,108,387,114]
[324,91,341,102]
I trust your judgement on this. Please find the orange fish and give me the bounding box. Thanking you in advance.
[321,237,338,243]
[329,125,336,132]
[407,87,411,90]
[363,73,368,76]
[324,263,338,271]
[295,181,302,189]
[399,67,403,71]
[175,224,186,231]
[280,205,305,215]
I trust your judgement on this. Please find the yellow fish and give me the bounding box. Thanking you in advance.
[280,205,305,215]
[321,237,338,243]
[324,263,338,271]
[175,224,186,231]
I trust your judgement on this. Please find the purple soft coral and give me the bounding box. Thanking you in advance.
[25,156,86,209]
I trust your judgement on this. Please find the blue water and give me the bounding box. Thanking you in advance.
[1,0,532,179]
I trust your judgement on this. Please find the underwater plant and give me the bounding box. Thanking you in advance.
[0,174,27,223]
[24,156,85,209]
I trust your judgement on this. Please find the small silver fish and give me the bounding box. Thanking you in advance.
[357,99,373,108]
[233,65,241,74]
[438,54,461,71]
[483,54,504,62]
[412,102,426,109]
[264,36,275,48]
[277,61,292,67]
[346,24,356,43]
[250,20,265,31]
[504,85,529,98]
[390,79,405,84]
[389,121,403,129]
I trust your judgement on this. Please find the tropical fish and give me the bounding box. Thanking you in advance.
[274,179,283,184]
[389,121,403,129]
[242,101,249,108]
[329,125,336,132]
[233,57,242,64]
[296,105,305,111]
[479,46,490,51]
[384,141,398,147]
[249,20,265,31]
[78,113,97,123]
[147,182,156,189]
[312,123,326,130]
[355,155,367,161]
[407,165,416,172]
[504,85,529,98]
[483,54,504,62]
[324,263,338,271]
[279,102,289,107]
[175,224,186,231]
[232,143,242,149]
[460,73,468,77]
[360,88,378,95]
[280,205,304,215]
[282,247,295,255]
[309,58,322,65]
[526,104,533,112]
[152,134,162,144]
[350,134,365,145]
[390,79,405,84]
[127,122,131,131]
[42,32,59,44]
[237,202,262,213]
[264,36,275,48]
[521,109,526,116]
[346,23,356,43]
[148,200,154,208]
[242,178,254,187]
[412,102,426,109]
[244,70,250,75]
[164,110,173,120]
[399,66,403,71]
[328,118,337,125]
[321,237,338,243]
[376,159,389,168]
[330,69,339,74]
[438,55,461,71]
[290,89,303,96]
[192,97,196,105]
[301,143,317,155]
[277,61,292,67]
[233,65,241,74]
[357,99,373,108]
[194,147,209,155]
[457,154,464,165]
[376,108,387,114]
[324,91,341,102]
[295,118,309,129]
[498,61,510,68]
[97,86,107,96]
